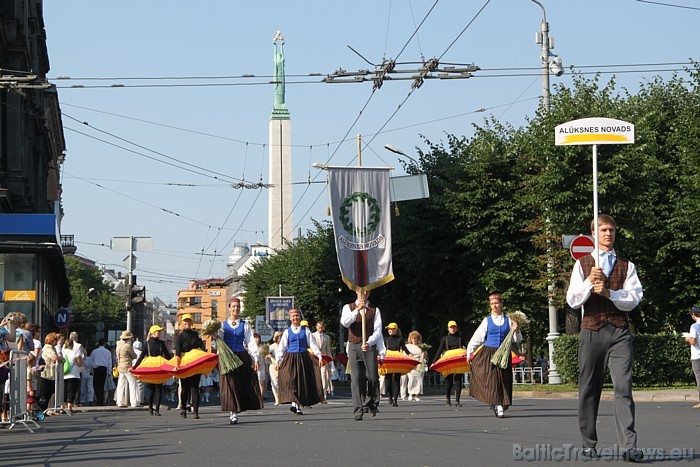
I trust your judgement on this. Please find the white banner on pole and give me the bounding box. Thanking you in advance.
[327,166,394,292]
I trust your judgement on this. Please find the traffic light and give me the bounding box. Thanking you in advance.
[130,283,145,308]
[125,274,146,309]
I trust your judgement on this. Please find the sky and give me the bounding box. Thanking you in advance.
[42,0,699,305]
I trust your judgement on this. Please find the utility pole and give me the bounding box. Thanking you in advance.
[532,0,564,384]
[111,236,153,334]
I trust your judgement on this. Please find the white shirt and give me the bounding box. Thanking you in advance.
[340,301,384,348]
[91,345,113,368]
[277,326,321,363]
[566,250,643,317]
[689,322,700,361]
[217,318,259,360]
[467,314,522,355]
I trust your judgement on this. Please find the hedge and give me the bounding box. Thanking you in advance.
[552,334,696,387]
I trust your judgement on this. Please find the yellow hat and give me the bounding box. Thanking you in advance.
[149,325,164,335]
[181,313,193,322]
[385,322,398,330]
[447,320,458,328]
[300,320,309,327]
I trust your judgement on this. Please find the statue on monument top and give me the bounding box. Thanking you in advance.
[273,31,287,110]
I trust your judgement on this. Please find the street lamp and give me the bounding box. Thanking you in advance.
[384,144,420,166]
[532,0,563,384]
[532,0,563,112]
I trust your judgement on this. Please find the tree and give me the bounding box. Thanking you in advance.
[65,256,125,346]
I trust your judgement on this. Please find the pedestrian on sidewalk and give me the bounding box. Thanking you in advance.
[684,306,700,409]
[566,214,644,462]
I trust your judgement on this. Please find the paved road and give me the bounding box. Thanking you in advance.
[2,393,698,466]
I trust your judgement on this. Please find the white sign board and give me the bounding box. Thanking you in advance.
[255,315,275,342]
[555,117,634,146]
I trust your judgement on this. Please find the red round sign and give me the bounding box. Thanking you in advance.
[570,235,595,260]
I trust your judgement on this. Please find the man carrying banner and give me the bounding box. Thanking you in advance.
[326,164,394,421]
[341,290,386,421]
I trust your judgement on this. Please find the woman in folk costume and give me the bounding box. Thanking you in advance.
[467,293,521,418]
[383,323,410,407]
[433,320,467,407]
[276,308,324,415]
[215,297,262,425]
[132,325,172,416]
[173,315,205,419]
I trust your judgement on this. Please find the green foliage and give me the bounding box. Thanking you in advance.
[65,256,125,345]
[553,333,695,386]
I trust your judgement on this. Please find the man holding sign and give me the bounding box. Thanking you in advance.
[566,214,644,462]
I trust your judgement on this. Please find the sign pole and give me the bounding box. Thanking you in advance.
[592,144,600,265]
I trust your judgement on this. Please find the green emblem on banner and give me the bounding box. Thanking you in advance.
[339,192,381,237]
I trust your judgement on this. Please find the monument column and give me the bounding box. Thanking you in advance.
[268,31,292,250]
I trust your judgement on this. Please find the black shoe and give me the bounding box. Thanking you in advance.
[296,409,303,415]
[580,448,597,459]
[362,407,370,413]
[370,407,378,417]
[354,412,363,421]
[149,409,154,416]
[289,406,297,414]
[154,411,161,416]
[446,399,452,406]
[180,411,187,419]
[392,400,398,407]
[455,401,462,407]
[193,414,200,420]
[622,448,644,463]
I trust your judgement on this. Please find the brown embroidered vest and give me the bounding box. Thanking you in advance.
[579,254,629,330]
[347,302,377,344]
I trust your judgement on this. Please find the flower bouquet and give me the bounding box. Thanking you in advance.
[490,311,528,369]
[201,319,242,375]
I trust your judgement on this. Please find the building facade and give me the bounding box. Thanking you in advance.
[0,1,71,329]
[177,278,227,350]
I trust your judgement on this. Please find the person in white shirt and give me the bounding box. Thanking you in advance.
[276,309,325,415]
[91,339,114,406]
[214,297,262,425]
[340,289,386,421]
[467,293,521,418]
[566,214,644,462]
[684,306,700,409]
[312,321,333,401]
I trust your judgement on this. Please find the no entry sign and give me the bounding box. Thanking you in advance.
[570,235,595,261]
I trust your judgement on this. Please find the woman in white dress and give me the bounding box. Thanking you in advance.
[405,331,426,401]
[267,331,283,406]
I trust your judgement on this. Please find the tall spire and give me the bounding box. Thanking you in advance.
[271,30,289,120]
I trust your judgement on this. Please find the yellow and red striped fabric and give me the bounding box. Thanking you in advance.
[377,350,419,375]
[430,348,470,376]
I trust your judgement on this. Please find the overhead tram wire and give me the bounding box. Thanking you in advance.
[63,113,249,185]
[58,58,692,148]
[65,171,236,230]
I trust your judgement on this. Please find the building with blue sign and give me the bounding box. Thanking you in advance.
[0,3,71,329]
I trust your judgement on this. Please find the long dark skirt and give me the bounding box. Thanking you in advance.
[278,352,324,407]
[469,345,513,408]
[220,351,263,413]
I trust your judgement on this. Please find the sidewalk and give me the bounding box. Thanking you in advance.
[513,388,699,402]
